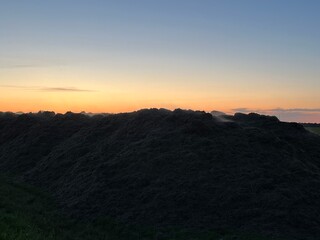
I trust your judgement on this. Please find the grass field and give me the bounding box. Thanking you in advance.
[305,127,320,135]
[0,176,284,240]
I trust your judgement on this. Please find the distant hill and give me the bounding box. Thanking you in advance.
[210,110,227,116]
[0,109,320,240]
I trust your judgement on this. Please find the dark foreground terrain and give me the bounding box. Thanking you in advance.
[0,109,320,240]
[303,123,320,136]
[0,175,277,240]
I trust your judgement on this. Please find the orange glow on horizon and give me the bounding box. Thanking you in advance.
[1,69,319,122]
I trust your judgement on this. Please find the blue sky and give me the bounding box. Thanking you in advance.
[0,0,319,122]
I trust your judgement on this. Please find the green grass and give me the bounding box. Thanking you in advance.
[0,176,283,240]
[305,127,320,135]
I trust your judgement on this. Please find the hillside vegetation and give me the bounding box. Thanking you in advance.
[0,176,279,240]
[0,109,320,239]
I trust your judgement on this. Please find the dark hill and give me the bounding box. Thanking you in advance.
[1,109,320,239]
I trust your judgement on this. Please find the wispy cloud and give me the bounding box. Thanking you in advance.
[1,85,30,88]
[269,108,320,112]
[0,64,41,69]
[232,108,320,113]
[0,85,96,92]
[0,59,66,69]
[40,87,96,92]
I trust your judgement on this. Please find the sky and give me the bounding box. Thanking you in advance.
[0,0,319,122]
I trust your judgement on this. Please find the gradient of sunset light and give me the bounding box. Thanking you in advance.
[0,0,319,122]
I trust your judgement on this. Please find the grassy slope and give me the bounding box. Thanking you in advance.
[0,176,283,240]
[305,127,320,135]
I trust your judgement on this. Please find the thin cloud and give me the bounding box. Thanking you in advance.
[0,59,66,69]
[232,108,320,113]
[40,87,96,92]
[0,85,35,89]
[0,64,41,69]
[0,85,96,92]
[269,108,320,112]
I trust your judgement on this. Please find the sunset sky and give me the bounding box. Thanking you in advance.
[1,0,319,122]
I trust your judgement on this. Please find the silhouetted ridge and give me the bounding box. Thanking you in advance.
[0,109,320,240]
